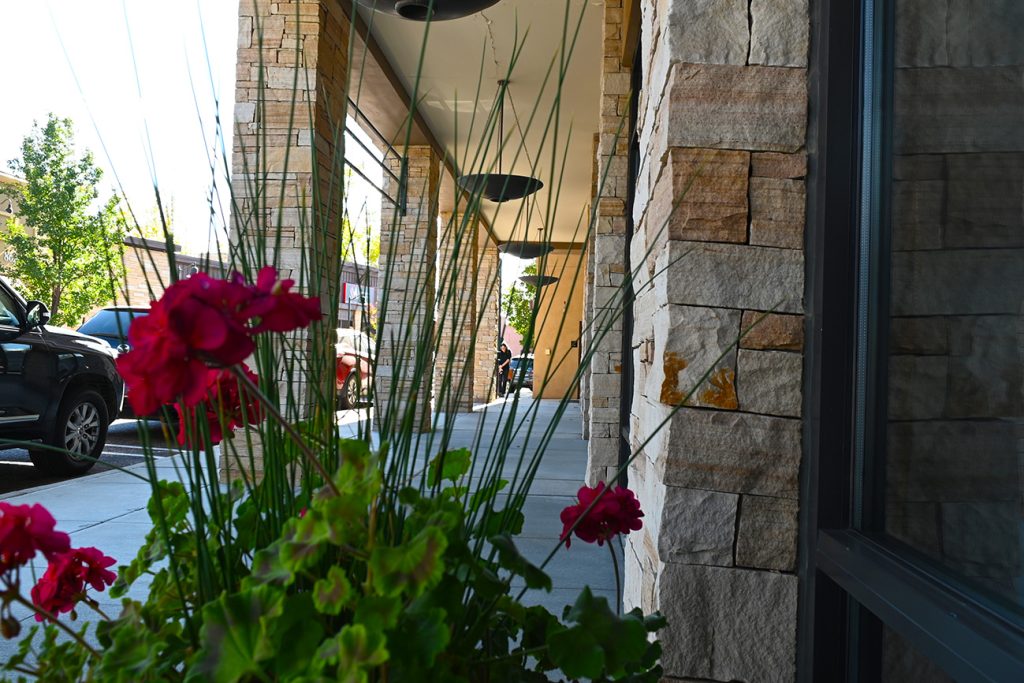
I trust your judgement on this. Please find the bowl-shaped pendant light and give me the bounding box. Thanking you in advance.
[457,174,544,203]
[355,0,501,21]
[518,274,559,288]
[457,80,543,203]
[497,241,554,259]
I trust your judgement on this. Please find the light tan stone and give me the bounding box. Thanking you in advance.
[736,495,798,571]
[666,63,808,153]
[647,148,749,244]
[749,177,805,249]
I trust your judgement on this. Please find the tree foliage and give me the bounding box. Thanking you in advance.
[1,115,127,326]
[502,263,537,343]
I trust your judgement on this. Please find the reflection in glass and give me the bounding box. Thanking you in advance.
[884,0,1024,610]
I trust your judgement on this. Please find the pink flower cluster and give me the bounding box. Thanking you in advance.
[559,483,644,548]
[0,503,116,623]
[117,266,321,416]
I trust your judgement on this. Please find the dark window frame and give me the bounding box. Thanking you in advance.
[800,1,1024,681]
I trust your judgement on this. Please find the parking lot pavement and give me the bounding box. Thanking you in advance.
[0,419,176,495]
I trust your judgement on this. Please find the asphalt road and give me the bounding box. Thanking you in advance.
[0,419,176,495]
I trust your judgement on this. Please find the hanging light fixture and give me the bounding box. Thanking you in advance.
[355,0,501,21]
[497,242,553,259]
[457,80,544,203]
[518,274,559,288]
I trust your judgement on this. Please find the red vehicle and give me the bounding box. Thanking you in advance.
[336,328,374,409]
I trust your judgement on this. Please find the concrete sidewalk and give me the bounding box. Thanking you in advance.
[0,397,615,661]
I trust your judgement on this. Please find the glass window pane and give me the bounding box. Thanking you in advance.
[885,0,1024,610]
[882,626,957,683]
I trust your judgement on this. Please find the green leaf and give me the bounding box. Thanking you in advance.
[468,478,508,512]
[428,448,472,485]
[389,605,451,669]
[188,586,284,683]
[489,533,551,591]
[319,624,389,683]
[353,595,402,632]
[313,565,354,615]
[268,594,324,679]
[369,527,447,598]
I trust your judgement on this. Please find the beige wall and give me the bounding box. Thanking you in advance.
[532,248,585,400]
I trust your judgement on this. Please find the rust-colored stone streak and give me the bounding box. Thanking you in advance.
[698,367,739,410]
[659,352,689,405]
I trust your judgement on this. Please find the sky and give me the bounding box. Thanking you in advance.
[0,0,516,283]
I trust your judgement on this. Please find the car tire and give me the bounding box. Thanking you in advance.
[30,388,109,476]
[338,373,360,410]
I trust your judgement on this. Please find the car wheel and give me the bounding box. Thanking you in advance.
[30,389,109,476]
[338,373,360,410]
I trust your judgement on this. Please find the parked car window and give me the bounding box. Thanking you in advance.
[0,288,19,328]
[79,309,144,339]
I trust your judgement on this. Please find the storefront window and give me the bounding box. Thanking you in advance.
[881,0,1024,611]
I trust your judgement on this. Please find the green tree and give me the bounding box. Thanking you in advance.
[1,115,127,326]
[502,263,537,341]
[340,215,380,265]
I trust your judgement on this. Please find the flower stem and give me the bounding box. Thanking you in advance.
[608,541,621,616]
[11,595,100,659]
[230,365,340,496]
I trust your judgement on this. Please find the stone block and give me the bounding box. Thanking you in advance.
[736,495,798,571]
[657,487,738,566]
[647,149,750,244]
[895,0,951,67]
[887,355,949,420]
[749,177,805,249]
[660,408,802,498]
[941,501,1021,574]
[886,419,1019,502]
[666,0,749,66]
[886,501,943,557]
[891,249,1024,316]
[752,152,807,179]
[945,315,1023,418]
[740,311,804,351]
[750,0,809,67]
[888,317,948,355]
[894,66,1024,155]
[945,153,1024,248]
[891,180,944,251]
[651,305,741,410]
[659,564,798,682]
[947,0,1024,67]
[666,63,807,153]
[657,241,804,314]
[736,349,803,417]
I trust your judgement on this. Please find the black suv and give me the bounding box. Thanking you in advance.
[0,277,123,475]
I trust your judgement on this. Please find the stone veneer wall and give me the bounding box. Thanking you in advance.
[375,147,439,434]
[435,207,480,413]
[472,231,500,406]
[623,1,809,681]
[584,0,630,486]
[231,0,349,419]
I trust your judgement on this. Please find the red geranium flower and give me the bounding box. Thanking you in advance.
[116,267,321,415]
[243,266,323,333]
[30,547,117,621]
[175,365,264,448]
[0,503,71,572]
[559,483,644,548]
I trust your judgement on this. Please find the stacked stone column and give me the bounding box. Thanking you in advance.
[584,0,631,486]
[472,232,500,405]
[375,147,440,434]
[434,206,477,414]
[226,0,350,481]
[622,1,809,681]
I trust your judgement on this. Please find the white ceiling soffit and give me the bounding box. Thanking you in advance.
[357,0,604,245]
